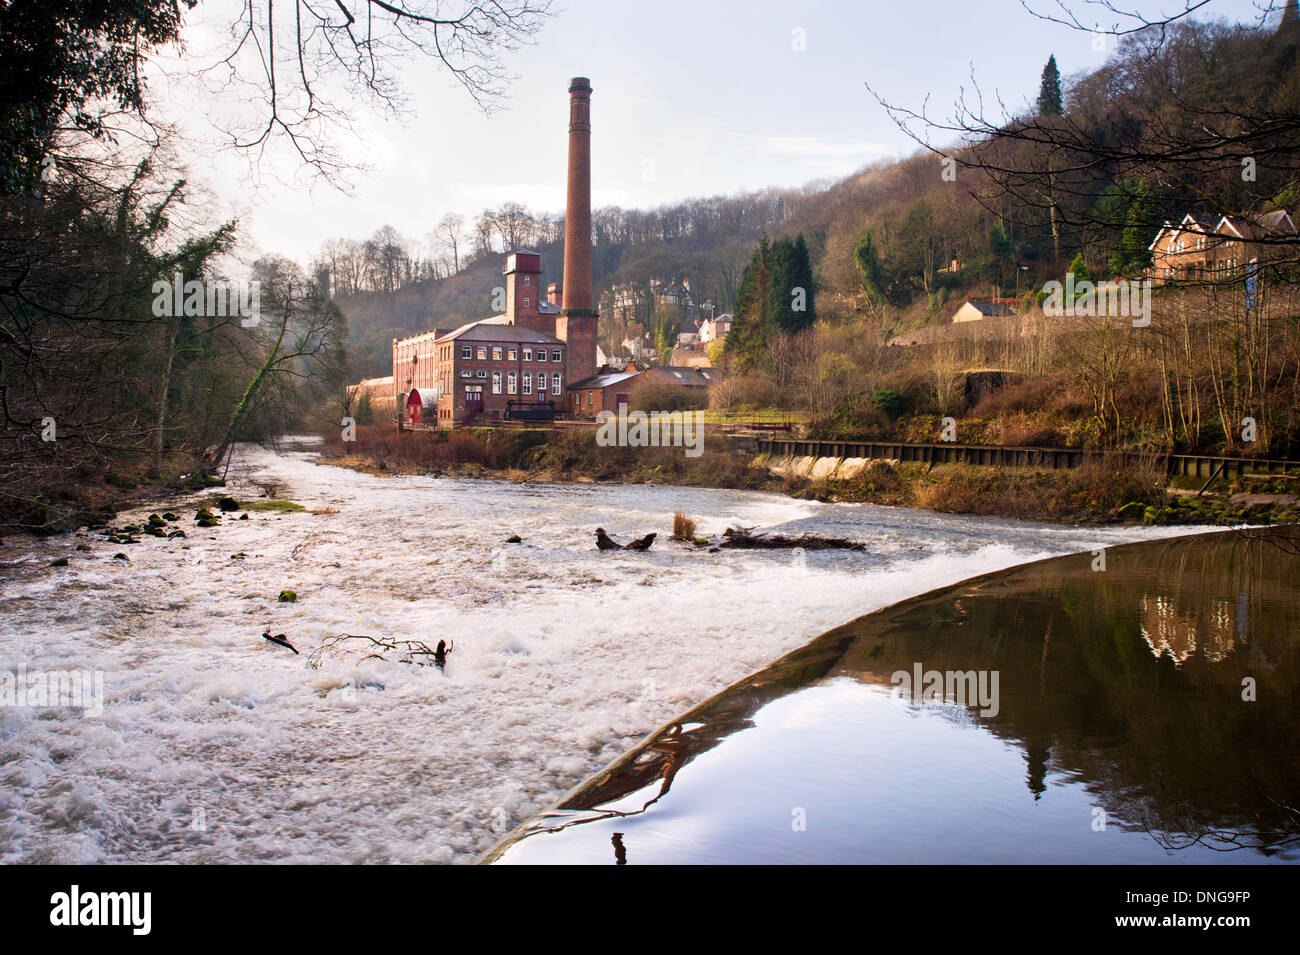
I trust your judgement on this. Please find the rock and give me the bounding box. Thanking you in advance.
[162,512,180,522]
[239,513,249,520]
[113,553,129,561]
[196,517,219,528]
[75,544,91,551]
[147,514,165,526]
[167,530,187,539]
[277,590,297,602]
[506,535,522,544]
[48,557,68,567]
[216,496,240,512]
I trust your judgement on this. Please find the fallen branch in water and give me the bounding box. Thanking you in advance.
[717,526,866,551]
[262,629,299,654]
[306,633,444,667]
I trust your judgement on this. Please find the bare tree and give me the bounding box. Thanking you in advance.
[434,213,465,273]
[193,1,555,185]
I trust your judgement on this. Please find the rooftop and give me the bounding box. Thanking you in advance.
[440,317,562,345]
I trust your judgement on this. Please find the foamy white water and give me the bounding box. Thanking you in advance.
[0,442,1208,863]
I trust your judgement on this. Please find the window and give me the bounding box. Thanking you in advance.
[552,373,561,392]
[492,346,502,360]
[552,349,561,362]
[460,369,471,378]
[507,372,517,395]
[537,349,547,362]
[522,373,532,396]
[477,346,487,360]
[476,369,487,379]
[523,296,530,307]
[508,347,517,360]
[537,375,547,393]
[461,344,471,359]
[524,275,531,286]
[523,347,532,361]
[588,390,593,407]
[492,371,502,395]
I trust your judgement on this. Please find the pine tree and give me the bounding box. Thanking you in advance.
[787,233,816,331]
[724,234,773,370]
[1038,54,1063,116]
[854,232,885,305]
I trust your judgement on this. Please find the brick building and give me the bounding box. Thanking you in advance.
[569,365,714,418]
[1148,209,1296,283]
[392,78,602,428]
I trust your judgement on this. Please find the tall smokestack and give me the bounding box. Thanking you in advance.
[558,77,598,386]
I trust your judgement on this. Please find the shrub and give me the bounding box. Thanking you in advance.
[672,512,697,540]
[870,387,904,419]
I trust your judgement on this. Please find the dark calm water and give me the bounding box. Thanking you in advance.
[484,527,1300,864]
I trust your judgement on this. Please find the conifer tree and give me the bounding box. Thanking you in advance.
[1038,54,1063,117]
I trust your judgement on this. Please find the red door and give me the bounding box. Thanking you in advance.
[464,385,483,417]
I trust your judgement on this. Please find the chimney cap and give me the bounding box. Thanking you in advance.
[569,76,591,91]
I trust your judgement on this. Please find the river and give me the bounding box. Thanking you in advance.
[0,441,1207,863]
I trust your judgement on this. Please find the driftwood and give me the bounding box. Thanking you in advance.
[262,629,299,654]
[306,633,448,668]
[596,528,656,551]
[717,526,866,551]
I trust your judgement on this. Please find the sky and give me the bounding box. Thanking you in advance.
[150,0,1277,265]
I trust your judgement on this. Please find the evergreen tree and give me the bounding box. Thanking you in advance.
[724,234,773,370]
[1038,54,1063,116]
[854,231,885,305]
[787,233,816,331]
[765,234,794,333]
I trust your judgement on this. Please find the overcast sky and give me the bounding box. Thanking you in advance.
[153,0,1274,265]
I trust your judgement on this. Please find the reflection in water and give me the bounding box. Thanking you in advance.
[484,527,1300,864]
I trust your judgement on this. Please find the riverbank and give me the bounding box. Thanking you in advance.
[319,425,1300,527]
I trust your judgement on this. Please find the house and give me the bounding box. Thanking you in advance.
[1148,209,1297,283]
[951,301,1016,323]
[699,313,732,344]
[568,365,714,418]
[349,375,396,422]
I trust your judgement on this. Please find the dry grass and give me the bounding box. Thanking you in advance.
[671,512,697,540]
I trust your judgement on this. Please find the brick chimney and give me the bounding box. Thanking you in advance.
[557,77,598,387]
[547,283,562,306]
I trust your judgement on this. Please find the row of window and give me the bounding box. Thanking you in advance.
[482,371,562,395]
[447,344,562,362]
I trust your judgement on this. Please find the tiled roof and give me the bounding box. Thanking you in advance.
[441,317,562,344]
[965,301,1015,317]
[568,370,641,390]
